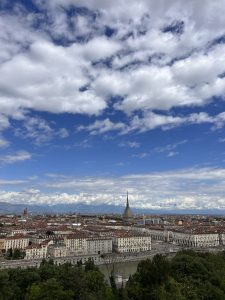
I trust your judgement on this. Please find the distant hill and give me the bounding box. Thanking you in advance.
[0,202,52,214]
[0,201,225,215]
[0,201,126,215]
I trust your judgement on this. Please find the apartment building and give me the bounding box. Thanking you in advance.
[87,237,112,255]
[113,232,151,253]
[0,238,5,255]
[147,228,170,241]
[48,245,68,258]
[64,233,89,255]
[25,240,53,259]
[172,231,220,248]
[4,235,29,251]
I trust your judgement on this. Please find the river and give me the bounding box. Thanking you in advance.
[99,260,140,282]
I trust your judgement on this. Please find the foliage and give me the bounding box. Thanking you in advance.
[1,251,225,299]
[0,259,112,300]
[28,278,74,300]
[5,248,25,260]
[84,257,98,272]
[125,251,225,300]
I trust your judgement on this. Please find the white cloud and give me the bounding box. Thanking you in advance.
[67,139,92,149]
[132,152,149,159]
[78,118,125,135]
[0,114,10,131]
[0,39,107,117]
[173,44,225,87]
[154,140,187,153]
[119,141,140,148]
[94,66,198,113]
[168,151,179,157]
[0,136,10,148]
[0,151,32,164]
[0,179,28,185]
[94,44,225,115]
[80,111,225,135]
[58,128,69,139]
[82,36,122,61]
[1,167,225,209]
[14,116,69,145]
[126,111,184,133]
[0,0,225,168]
[0,0,225,129]
[0,9,43,63]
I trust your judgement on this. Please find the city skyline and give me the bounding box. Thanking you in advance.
[1,0,225,211]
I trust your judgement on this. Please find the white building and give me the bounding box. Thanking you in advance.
[10,229,35,236]
[52,230,73,237]
[113,233,151,253]
[0,238,5,255]
[48,245,68,258]
[219,233,225,245]
[25,244,47,260]
[172,231,220,248]
[25,240,53,260]
[64,233,89,255]
[147,229,170,241]
[29,234,50,245]
[87,238,112,255]
[4,235,29,251]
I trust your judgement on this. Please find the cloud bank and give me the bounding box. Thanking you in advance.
[1,167,225,210]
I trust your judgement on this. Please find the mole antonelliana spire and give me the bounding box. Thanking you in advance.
[122,191,133,220]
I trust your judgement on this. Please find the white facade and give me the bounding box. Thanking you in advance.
[64,235,88,255]
[48,245,68,258]
[10,229,35,236]
[25,244,48,260]
[219,233,225,245]
[29,236,47,245]
[4,236,29,251]
[172,232,220,248]
[87,238,112,255]
[147,229,169,241]
[52,230,73,237]
[25,240,53,259]
[113,235,151,253]
[0,238,5,255]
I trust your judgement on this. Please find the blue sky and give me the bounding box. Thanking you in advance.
[1,0,225,210]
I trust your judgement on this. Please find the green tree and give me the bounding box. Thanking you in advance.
[5,248,13,260]
[8,268,41,299]
[0,270,13,300]
[5,248,25,260]
[12,249,25,259]
[85,258,98,272]
[27,278,74,300]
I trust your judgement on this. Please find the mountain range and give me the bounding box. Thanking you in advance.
[0,201,225,216]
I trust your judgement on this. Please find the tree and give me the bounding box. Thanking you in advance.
[85,258,98,272]
[5,248,25,260]
[12,248,25,259]
[0,270,13,300]
[5,247,13,259]
[27,278,74,300]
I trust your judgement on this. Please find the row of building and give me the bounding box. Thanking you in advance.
[145,227,225,248]
[0,229,152,260]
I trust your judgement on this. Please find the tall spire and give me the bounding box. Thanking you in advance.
[123,191,133,220]
[126,191,129,207]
